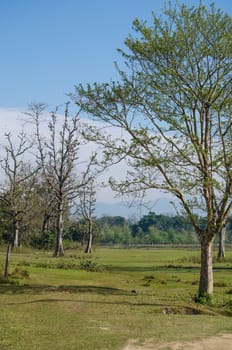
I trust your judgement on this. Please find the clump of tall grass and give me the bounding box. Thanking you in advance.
[79,258,104,272]
[178,255,201,264]
[11,267,30,279]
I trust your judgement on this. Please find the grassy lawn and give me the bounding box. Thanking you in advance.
[0,246,232,349]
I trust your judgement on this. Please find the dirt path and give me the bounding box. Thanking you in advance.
[122,334,232,350]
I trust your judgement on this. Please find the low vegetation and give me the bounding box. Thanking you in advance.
[1,246,232,350]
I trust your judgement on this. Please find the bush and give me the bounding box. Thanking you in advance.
[30,230,55,250]
[79,258,104,272]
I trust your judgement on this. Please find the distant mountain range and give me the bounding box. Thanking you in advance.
[95,197,180,219]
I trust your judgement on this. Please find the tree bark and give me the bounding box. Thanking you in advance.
[41,214,49,236]
[199,238,214,296]
[4,243,12,279]
[85,219,93,253]
[12,217,19,248]
[54,202,64,257]
[217,225,226,261]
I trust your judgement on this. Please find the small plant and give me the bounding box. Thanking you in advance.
[222,299,232,314]
[142,275,154,286]
[143,275,155,280]
[193,293,213,305]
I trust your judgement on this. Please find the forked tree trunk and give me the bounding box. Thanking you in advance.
[54,202,64,257]
[199,238,214,296]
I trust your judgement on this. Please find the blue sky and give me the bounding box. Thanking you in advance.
[0,0,231,215]
[1,0,232,109]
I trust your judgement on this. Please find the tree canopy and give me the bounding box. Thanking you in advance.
[75,3,232,296]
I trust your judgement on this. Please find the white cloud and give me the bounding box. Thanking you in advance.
[0,108,26,134]
[0,108,119,202]
[0,107,173,208]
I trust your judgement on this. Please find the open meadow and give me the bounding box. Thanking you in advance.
[1,246,232,350]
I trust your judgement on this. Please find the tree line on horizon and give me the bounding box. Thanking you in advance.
[1,204,232,249]
[66,212,232,248]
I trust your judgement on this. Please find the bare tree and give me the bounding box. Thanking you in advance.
[0,131,38,279]
[0,131,37,247]
[28,102,94,256]
[77,175,96,253]
[34,173,57,236]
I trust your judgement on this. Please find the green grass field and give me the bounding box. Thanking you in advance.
[0,246,232,350]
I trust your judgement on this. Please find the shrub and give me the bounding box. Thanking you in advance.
[79,258,104,272]
[193,293,213,305]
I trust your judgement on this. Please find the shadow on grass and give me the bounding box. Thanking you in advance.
[107,265,200,273]
[4,293,218,316]
[108,265,232,273]
[1,281,224,316]
[0,282,132,296]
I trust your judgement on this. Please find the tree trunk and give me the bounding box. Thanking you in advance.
[41,213,50,236]
[217,224,226,261]
[54,202,64,257]
[199,238,214,296]
[12,217,19,248]
[4,243,12,279]
[85,219,93,253]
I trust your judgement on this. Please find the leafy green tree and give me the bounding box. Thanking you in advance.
[75,4,232,296]
[96,216,132,244]
[97,223,115,244]
[31,230,55,250]
[97,216,127,227]
[132,211,195,242]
